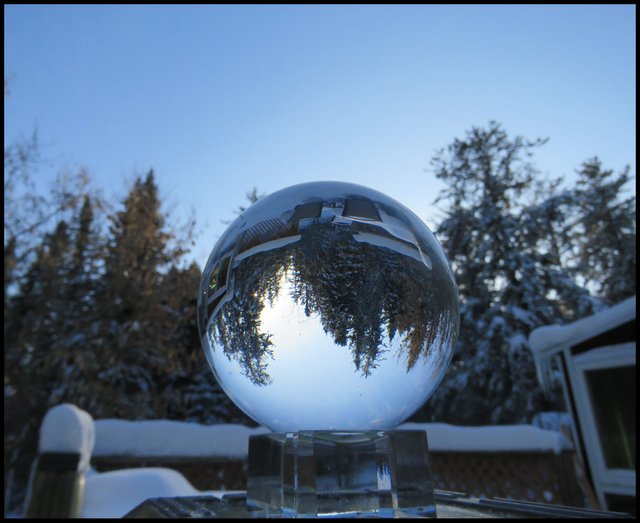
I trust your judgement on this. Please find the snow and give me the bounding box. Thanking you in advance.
[510,306,536,327]
[333,210,433,268]
[531,411,572,433]
[508,333,527,353]
[31,407,576,518]
[234,235,302,264]
[93,419,269,458]
[353,232,432,268]
[80,468,218,518]
[397,422,573,454]
[529,295,635,356]
[39,403,95,471]
[92,419,571,458]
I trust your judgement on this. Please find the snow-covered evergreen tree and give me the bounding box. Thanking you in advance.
[60,170,243,423]
[72,171,185,419]
[4,220,75,514]
[47,195,108,407]
[157,261,250,425]
[572,158,636,305]
[417,122,599,425]
[4,169,251,513]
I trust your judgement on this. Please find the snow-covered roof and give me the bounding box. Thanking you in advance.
[91,419,572,457]
[529,295,636,356]
[39,403,95,471]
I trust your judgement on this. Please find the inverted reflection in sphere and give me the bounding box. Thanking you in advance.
[197,182,458,432]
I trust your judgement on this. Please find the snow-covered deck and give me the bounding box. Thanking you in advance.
[27,404,581,518]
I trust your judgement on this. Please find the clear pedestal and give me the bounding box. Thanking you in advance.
[246,430,436,518]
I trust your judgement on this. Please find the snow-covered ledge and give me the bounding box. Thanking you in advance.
[399,422,573,454]
[91,419,572,459]
[529,295,635,359]
[93,420,270,459]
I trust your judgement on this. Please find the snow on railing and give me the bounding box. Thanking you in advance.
[39,403,95,471]
[89,419,572,459]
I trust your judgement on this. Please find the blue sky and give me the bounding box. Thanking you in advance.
[4,5,636,268]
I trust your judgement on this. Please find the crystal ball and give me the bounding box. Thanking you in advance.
[197,182,458,432]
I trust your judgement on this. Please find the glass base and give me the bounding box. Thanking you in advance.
[246,430,436,518]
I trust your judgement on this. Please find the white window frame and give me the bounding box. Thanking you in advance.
[569,342,636,509]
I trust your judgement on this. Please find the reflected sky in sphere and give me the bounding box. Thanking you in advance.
[197,181,458,432]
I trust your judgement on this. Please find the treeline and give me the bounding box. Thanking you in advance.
[4,152,250,511]
[411,122,635,425]
[3,122,635,512]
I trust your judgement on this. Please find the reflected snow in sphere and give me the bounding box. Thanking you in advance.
[197,182,458,432]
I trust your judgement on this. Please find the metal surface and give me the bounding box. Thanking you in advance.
[124,491,634,518]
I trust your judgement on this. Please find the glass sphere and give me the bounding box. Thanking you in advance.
[197,182,458,432]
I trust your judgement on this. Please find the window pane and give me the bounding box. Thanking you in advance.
[585,365,635,470]
[343,199,381,221]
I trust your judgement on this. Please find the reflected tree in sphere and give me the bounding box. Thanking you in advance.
[197,182,458,432]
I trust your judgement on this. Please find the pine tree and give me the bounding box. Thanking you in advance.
[8,220,72,396]
[155,261,248,424]
[4,221,74,513]
[77,170,185,419]
[417,122,598,425]
[572,158,636,305]
[46,195,106,407]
